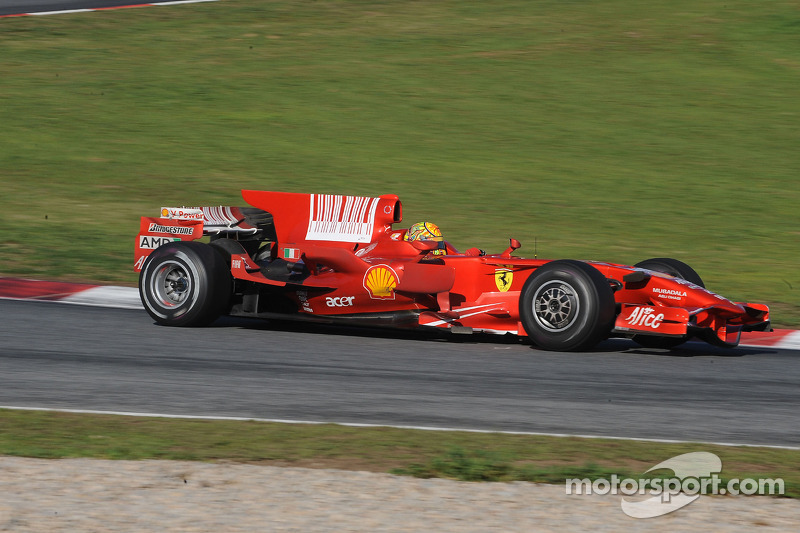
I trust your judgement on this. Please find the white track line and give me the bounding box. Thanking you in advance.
[1,405,798,451]
[61,286,143,309]
[29,9,93,15]
[769,331,800,350]
[153,0,218,5]
[4,0,217,18]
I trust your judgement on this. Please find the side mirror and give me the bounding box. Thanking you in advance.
[410,240,440,253]
[501,238,521,258]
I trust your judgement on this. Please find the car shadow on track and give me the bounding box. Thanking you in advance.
[210,314,516,344]
[618,341,774,358]
[207,315,776,356]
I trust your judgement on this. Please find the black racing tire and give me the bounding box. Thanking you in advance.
[519,260,616,351]
[633,257,704,288]
[631,257,704,349]
[139,241,231,327]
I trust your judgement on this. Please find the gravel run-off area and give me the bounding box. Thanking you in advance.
[0,457,798,532]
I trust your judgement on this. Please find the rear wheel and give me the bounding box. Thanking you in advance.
[139,241,231,326]
[519,260,615,351]
[631,257,704,349]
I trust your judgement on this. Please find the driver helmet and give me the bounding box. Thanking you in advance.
[404,222,446,256]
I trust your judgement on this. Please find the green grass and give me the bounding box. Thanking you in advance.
[1,409,798,497]
[1,2,796,498]
[1,1,798,325]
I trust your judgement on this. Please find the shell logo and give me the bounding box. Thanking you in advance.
[363,265,399,300]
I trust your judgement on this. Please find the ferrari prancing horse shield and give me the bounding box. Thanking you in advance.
[494,268,513,292]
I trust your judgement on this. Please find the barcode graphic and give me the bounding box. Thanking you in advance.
[306,194,379,243]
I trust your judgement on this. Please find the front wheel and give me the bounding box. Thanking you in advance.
[634,257,704,288]
[631,257,704,349]
[139,241,231,326]
[519,260,616,351]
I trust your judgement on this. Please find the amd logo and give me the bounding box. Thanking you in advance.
[326,296,355,308]
[139,236,179,249]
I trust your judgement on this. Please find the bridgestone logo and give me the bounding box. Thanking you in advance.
[148,223,194,235]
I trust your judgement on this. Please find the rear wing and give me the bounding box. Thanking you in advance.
[134,206,267,271]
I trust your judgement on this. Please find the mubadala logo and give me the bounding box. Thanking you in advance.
[148,223,194,235]
[653,287,687,300]
[139,235,180,249]
[326,296,355,307]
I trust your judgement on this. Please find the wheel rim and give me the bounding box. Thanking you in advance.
[532,280,580,332]
[152,261,192,307]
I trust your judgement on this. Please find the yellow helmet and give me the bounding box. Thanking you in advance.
[404,222,445,255]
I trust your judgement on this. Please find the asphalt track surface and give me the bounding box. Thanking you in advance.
[2,299,799,447]
[4,0,796,452]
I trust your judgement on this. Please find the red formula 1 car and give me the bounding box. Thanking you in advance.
[134,191,770,351]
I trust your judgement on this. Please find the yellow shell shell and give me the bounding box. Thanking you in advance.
[365,266,397,298]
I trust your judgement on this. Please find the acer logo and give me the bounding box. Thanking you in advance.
[326,296,355,307]
[623,307,665,329]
